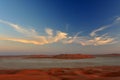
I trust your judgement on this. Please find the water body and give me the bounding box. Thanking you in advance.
[0,56,120,69]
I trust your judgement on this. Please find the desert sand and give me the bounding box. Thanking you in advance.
[0,66,120,80]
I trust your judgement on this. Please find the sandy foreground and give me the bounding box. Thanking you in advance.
[0,66,119,80]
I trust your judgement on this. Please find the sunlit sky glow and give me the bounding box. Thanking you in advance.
[0,0,120,55]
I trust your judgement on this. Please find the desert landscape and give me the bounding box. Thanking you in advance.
[0,0,120,80]
[0,54,119,80]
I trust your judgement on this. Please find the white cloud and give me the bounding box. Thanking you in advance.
[53,31,67,42]
[90,17,120,37]
[78,35,114,46]
[115,17,120,22]
[0,20,68,45]
[0,20,38,37]
[0,18,118,46]
[64,33,115,46]
[63,32,81,44]
[90,26,110,37]
[45,28,53,36]
[64,17,120,46]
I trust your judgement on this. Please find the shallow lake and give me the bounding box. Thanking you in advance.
[0,56,120,69]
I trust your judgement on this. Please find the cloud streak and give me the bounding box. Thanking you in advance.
[0,20,38,37]
[78,35,115,46]
[90,25,110,37]
[1,38,44,45]
[0,20,68,45]
[0,17,119,46]
[64,17,120,46]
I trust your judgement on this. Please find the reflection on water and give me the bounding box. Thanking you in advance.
[0,57,120,69]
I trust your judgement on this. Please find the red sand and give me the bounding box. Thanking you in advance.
[0,66,120,80]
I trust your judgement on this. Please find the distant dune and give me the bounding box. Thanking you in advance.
[2,53,120,59]
[95,53,120,57]
[22,54,95,59]
[1,53,120,59]
[0,54,95,59]
[52,54,95,59]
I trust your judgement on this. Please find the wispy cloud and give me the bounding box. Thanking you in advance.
[90,17,120,37]
[0,20,68,45]
[115,16,120,23]
[0,17,119,46]
[1,37,44,45]
[0,20,38,37]
[63,32,81,44]
[45,28,53,36]
[64,17,120,46]
[78,35,115,46]
[63,33,115,46]
[90,25,110,37]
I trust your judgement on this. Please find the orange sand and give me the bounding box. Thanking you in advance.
[0,66,120,80]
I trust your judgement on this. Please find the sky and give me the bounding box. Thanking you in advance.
[0,0,120,55]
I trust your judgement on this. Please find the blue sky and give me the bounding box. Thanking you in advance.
[0,0,120,55]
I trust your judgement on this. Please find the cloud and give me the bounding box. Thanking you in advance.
[64,33,115,46]
[78,35,115,46]
[64,17,120,46]
[45,28,53,36]
[63,32,81,44]
[90,17,120,37]
[0,18,118,46]
[0,20,38,37]
[90,26,110,37]
[0,31,68,45]
[54,31,67,42]
[0,20,68,45]
[4,38,45,45]
[115,17,120,22]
